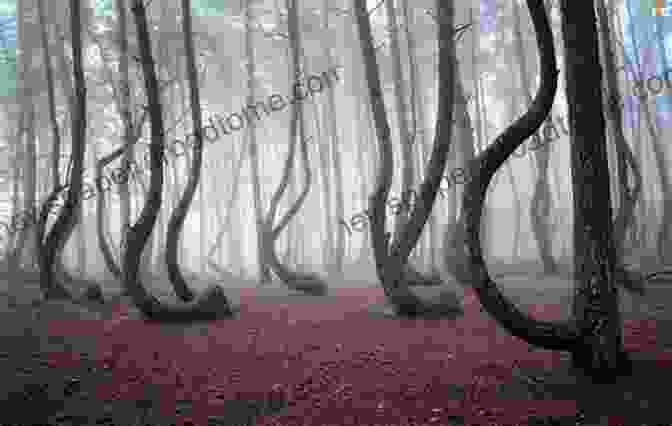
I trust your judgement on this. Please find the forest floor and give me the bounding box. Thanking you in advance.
[0,265,672,426]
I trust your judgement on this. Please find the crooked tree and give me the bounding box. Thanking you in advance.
[121,0,233,322]
[462,0,631,382]
[354,0,462,317]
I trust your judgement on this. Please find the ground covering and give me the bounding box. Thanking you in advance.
[1,270,671,426]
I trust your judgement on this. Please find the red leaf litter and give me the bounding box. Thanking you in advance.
[42,287,668,425]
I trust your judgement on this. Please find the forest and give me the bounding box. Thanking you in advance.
[1,0,672,424]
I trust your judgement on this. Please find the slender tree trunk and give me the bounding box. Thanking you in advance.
[116,0,133,285]
[255,0,327,295]
[512,0,557,275]
[39,0,88,300]
[355,0,461,316]
[243,0,271,284]
[596,0,646,294]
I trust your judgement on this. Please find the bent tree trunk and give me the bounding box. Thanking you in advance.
[255,0,327,296]
[443,52,478,287]
[39,0,87,301]
[123,0,233,322]
[511,0,557,276]
[385,0,438,288]
[164,0,211,302]
[462,0,631,383]
[355,0,461,317]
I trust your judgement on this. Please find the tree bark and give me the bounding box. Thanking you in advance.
[561,0,632,381]
[355,0,462,316]
[462,0,631,383]
[163,0,209,302]
[39,0,88,301]
[121,0,233,322]
[255,0,327,295]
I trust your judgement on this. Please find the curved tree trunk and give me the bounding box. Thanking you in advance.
[206,138,246,275]
[95,128,145,281]
[442,48,477,286]
[164,0,209,302]
[38,0,87,301]
[257,0,327,296]
[385,0,438,287]
[463,0,580,349]
[121,0,233,322]
[355,0,462,317]
[463,0,631,382]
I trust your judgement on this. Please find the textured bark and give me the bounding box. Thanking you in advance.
[122,0,233,322]
[462,0,631,382]
[355,0,461,317]
[561,0,632,381]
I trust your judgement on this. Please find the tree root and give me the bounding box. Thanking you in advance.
[282,272,328,296]
[403,264,444,287]
[137,284,236,323]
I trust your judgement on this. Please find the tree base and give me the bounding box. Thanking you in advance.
[83,283,105,304]
[43,285,72,301]
[570,347,633,384]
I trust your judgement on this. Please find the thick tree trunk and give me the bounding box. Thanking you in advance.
[462,0,631,383]
[561,0,631,381]
[121,0,233,322]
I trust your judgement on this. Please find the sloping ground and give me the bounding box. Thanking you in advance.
[0,273,671,425]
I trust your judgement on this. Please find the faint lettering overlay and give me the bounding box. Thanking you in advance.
[622,1,672,129]
[0,0,15,100]
[94,0,227,17]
